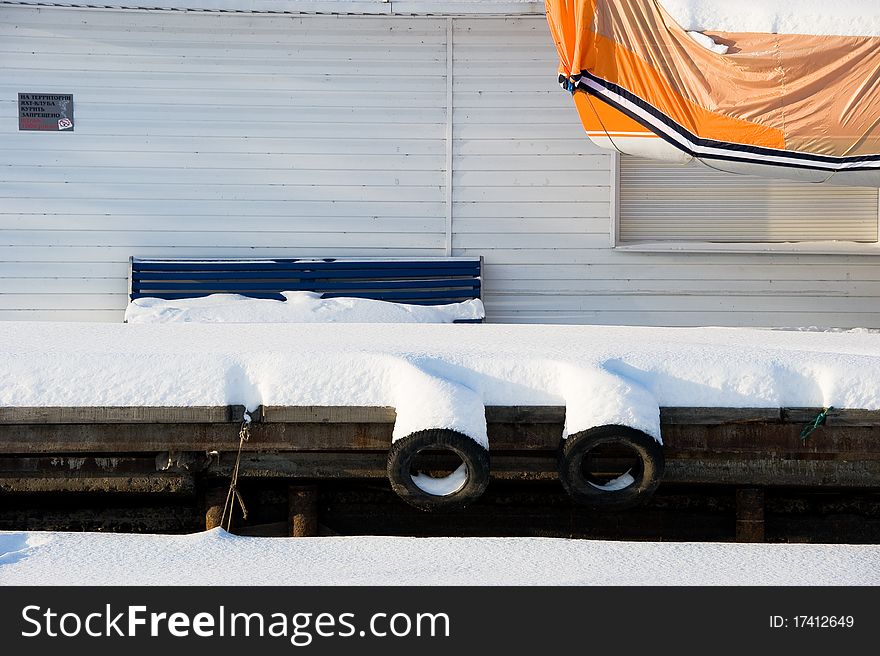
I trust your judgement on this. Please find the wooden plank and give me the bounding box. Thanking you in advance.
[209,451,560,482]
[217,452,388,480]
[264,406,565,424]
[0,476,193,494]
[0,455,193,493]
[0,453,197,493]
[262,406,396,424]
[0,454,170,474]
[485,406,564,424]
[783,407,880,427]
[488,423,561,450]
[0,446,877,490]
[662,423,880,457]
[0,475,195,494]
[261,406,877,428]
[2,408,880,454]
[661,407,781,425]
[0,405,247,424]
[0,421,564,453]
[201,451,880,487]
[0,422,394,453]
[736,488,765,543]
[664,459,880,488]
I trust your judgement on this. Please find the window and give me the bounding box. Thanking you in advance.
[616,156,879,246]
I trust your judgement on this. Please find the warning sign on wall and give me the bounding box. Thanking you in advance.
[18,93,74,131]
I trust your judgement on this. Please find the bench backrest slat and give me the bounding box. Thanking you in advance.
[129,257,483,318]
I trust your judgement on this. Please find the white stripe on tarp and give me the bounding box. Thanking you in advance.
[579,76,880,172]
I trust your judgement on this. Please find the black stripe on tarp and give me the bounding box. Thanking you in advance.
[571,70,880,171]
[581,87,855,174]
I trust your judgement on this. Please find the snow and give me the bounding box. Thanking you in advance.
[0,529,877,585]
[590,471,635,491]
[3,322,880,447]
[660,0,880,37]
[125,293,485,325]
[687,30,729,54]
[411,463,469,496]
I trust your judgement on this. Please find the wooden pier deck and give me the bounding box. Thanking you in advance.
[1,405,878,541]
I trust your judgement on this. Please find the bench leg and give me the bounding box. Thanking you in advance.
[205,484,228,531]
[289,484,319,537]
[736,487,765,543]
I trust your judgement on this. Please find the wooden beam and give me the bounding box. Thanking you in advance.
[261,406,395,424]
[0,454,170,474]
[2,405,880,491]
[0,455,195,493]
[2,405,879,428]
[204,484,228,531]
[197,451,880,488]
[661,407,781,425]
[736,488,765,543]
[3,418,880,456]
[2,405,848,427]
[662,423,880,458]
[0,423,251,454]
[1,448,876,489]
[782,408,880,427]
[0,475,192,494]
[289,484,319,537]
[485,406,563,424]
[0,422,560,453]
[664,459,880,487]
[0,405,247,424]
[258,406,800,425]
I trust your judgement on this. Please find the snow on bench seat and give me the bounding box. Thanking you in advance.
[128,257,485,324]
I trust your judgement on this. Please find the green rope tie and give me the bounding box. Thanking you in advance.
[800,406,834,441]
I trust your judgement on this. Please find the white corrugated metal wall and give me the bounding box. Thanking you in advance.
[1,5,879,326]
[619,158,879,243]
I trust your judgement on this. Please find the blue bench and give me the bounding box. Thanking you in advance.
[129,257,483,321]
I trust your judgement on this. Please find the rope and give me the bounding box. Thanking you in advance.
[220,411,251,531]
[800,406,834,441]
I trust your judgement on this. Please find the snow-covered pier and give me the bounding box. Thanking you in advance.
[2,321,880,540]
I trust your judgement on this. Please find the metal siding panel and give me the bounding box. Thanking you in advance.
[619,158,879,243]
[1,246,447,262]
[2,231,444,248]
[0,7,448,325]
[2,8,879,328]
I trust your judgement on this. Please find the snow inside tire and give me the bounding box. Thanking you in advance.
[387,429,489,512]
[558,425,664,510]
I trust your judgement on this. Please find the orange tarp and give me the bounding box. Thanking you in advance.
[545,0,880,185]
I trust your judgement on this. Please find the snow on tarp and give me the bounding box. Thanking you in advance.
[545,0,880,185]
[1,528,878,585]
[3,322,880,448]
[661,0,880,37]
[125,293,486,325]
[686,30,727,55]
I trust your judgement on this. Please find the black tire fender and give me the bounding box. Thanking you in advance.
[558,424,664,510]
[387,429,489,512]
